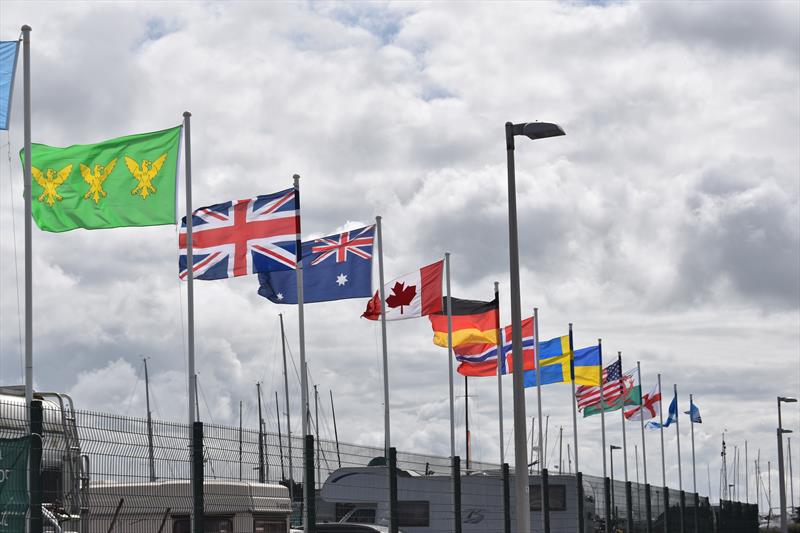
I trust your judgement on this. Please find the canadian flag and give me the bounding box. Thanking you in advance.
[362,260,443,320]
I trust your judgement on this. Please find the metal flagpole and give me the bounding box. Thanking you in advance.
[569,324,579,474]
[658,374,666,488]
[599,339,607,479]
[619,353,629,486]
[445,253,455,460]
[279,313,294,503]
[534,308,544,476]
[690,394,697,495]
[293,174,310,532]
[675,384,683,492]
[375,216,390,455]
[638,362,648,486]
[182,111,197,429]
[22,25,32,412]
[494,282,505,466]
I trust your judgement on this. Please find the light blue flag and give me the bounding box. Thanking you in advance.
[0,41,20,130]
[684,402,702,423]
[646,393,677,429]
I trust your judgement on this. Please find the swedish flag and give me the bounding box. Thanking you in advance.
[523,338,603,387]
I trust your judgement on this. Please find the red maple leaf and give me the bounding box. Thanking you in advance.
[385,281,417,314]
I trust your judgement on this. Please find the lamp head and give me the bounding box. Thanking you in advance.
[511,122,566,140]
[610,445,621,451]
[779,397,797,403]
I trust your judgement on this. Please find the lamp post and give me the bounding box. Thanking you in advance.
[778,396,796,533]
[610,445,621,524]
[505,121,565,532]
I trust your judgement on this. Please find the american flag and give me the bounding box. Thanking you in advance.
[179,188,299,281]
[575,359,636,410]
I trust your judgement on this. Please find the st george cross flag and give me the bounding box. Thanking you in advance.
[624,382,661,421]
[179,188,299,280]
[451,317,536,377]
[257,225,374,304]
[0,41,19,130]
[647,394,678,429]
[362,260,443,320]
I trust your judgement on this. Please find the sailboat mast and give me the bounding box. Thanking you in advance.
[330,390,341,468]
[144,357,156,482]
[276,391,285,482]
[279,313,294,501]
[257,382,265,483]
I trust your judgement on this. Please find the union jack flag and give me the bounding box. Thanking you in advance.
[310,226,374,266]
[179,188,299,281]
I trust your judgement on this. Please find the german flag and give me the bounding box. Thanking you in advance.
[428,297,499,347]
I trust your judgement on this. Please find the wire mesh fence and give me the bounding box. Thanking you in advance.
[0,393,759,533]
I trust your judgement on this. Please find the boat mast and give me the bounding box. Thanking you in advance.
[144,357,156,482]
[276,391,285,481]
[257,382,265,483]
[330,390,341,468]
[279,313,294,501]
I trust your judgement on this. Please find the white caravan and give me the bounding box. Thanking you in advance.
[320,466,593,533]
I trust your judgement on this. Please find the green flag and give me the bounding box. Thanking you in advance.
[22,125,182,232]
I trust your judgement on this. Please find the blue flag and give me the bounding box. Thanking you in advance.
[685,402,702,423]
[258,225,374,304]
[0,41,20,130]
[646,393,677,429]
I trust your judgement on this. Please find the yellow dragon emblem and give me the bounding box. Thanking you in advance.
[125,153,168,199]
[80,159,117,204]
[32,164,73,206]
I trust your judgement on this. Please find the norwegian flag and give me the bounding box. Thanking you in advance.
[453,317,536,377]
[179,188,299,281]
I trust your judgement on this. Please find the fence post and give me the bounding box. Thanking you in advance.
[29,400,42,533]
[305,435,316,533]
[453,456,462,533]
[577,472,585,533]
[192,421,204,533]
[503,463,511,533]
[626,481,633,533]
[389,447,398,533]
[604,477,612,533]
[663,487,669,533]
[541,468,551,533]
[645,483,653,533]
[679,490,685,533]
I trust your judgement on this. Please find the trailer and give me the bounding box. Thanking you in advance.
[320,465,593,532]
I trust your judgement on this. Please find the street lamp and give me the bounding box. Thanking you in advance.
[505,120,565,533]
[778,396,796,533]
[610,445,621,516]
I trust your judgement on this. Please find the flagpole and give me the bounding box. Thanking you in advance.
[494,281,504,466]
[619,353,629,485]
[22,25,32,412]
[690,394,697,494]
[569,324,579,474]
[182,111,197,427]
[675,384,683,493]
[375,216,390,456]
[534,308,544,476]
[293,174,312,533]
[638,361,648,486]
[658,374,666,488]
[445,253,456,459]
[599,338,607,479]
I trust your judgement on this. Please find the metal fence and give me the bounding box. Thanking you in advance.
[0,394,759,533]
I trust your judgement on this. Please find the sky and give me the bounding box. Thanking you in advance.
[0,0,798,507]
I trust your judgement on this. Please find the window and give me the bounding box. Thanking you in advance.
[397,500,429,527]
[172,516,234,533]
[254,516,286,533]
[335,503,376,524]
[529,484,567,511]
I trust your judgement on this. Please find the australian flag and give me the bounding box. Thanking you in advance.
[258,225,374,304]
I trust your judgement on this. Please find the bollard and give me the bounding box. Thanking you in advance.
[645,483,653,533]
[192,422,204,533]
[29,400,43,533]
[389,448,398,533]
[626,481,633,533]
[304,435,316,533]
[502,463,511,533]
[577,472,585,533]
[453,456,462,533]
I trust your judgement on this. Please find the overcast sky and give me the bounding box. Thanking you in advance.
[1,0,798,506]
